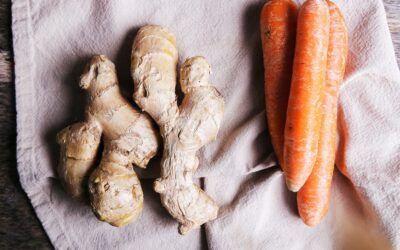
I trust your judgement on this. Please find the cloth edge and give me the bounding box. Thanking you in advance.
[12,0,76,249]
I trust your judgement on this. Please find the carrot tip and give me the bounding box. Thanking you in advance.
[286,180,301,192]
[298,202,329,227]
[301,218,319,227]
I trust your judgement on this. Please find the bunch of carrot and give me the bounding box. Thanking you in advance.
[260,0,348,226]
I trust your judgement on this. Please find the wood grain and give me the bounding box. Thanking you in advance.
[0,0,398,248]
[384,0,400,64]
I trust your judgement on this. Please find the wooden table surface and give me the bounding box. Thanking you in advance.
[0,0,399,249]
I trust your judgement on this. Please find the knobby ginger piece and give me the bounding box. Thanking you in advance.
[57,55,160,227]
[131,25,224,234]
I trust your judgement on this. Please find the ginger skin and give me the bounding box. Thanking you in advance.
[57,55,159,227]
[131,25,224,234]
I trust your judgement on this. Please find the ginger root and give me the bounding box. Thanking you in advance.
[57,55,159,227]
[131,25,224,234]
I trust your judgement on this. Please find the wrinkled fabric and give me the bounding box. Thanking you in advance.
[12,0,400,249]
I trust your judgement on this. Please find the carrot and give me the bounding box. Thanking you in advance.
[260,0,298,169]
[284,0,330,192]
[297,0,348,226]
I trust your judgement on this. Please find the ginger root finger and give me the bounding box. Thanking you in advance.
[57,55,160,227]
[132,25,224,234]
[56,121,102,199]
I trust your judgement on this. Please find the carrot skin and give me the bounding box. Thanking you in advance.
[284,0,330,192]
[297,0,348,226]
[260,0,298,169]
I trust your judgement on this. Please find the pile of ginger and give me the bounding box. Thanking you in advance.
[56,25,224,234]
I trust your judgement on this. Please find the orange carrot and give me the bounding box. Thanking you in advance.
[297,0,348,226]
[260,0,298,168]
[284,0,330,192]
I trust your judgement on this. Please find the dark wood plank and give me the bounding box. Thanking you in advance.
[384,0,400,65]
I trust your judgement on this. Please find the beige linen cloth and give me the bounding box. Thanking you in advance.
[12,0,400,249]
